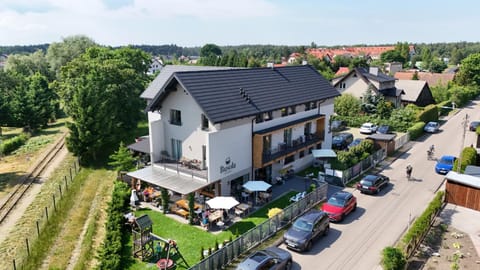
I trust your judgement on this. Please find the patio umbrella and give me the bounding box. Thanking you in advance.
[206,196,240,210]
[242,181,272,206]
[242,180,272,192]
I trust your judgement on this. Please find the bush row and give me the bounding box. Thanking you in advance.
[401,191,444,250]
[453,146,477,173]
[0,133,30,155]
[407,122,425,140]
[333,139,375,170]
[98,181,130,270]
[416,104,438,123]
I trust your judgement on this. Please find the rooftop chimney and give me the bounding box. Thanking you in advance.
[369,67,379,76]
[302,60,308,65]
[267,62,274,69]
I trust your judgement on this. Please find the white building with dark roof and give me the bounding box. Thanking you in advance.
[129,65,340,198]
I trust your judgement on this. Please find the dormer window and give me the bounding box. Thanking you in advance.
[263,111,273,121]
[201,114,209,130]
[289,106,296,115]
[170,109,182,126]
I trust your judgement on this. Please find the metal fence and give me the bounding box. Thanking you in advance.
[9,159,80,270]
[324,148,386,186]
[189,183,328,270]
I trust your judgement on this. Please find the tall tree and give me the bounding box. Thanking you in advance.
[55,46,150,162]
[4,50,52,79]
[200,43,222,57]
[46,35,97,77]
[10,73,55,131]
[455,52,480,86]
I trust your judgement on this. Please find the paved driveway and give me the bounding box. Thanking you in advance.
[276,100,480,270]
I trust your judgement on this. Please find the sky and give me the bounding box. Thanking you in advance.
[1,0,479,47]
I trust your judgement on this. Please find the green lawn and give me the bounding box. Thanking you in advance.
[127,191,297,269]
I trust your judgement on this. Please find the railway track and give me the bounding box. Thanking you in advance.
[0,133,67,224]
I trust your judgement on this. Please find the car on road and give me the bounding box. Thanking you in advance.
[356,174,390,194]
[283,209,330,252]
[359,122,378,134]
[332,132,354,150]
[469,121,480,131]
[348,138,364,149]
[322,191,357,222]
[331,120,347,132]
[435,155,456,174]
[376,125,392,134]
[236,246,292,270]
[424,121,440,133]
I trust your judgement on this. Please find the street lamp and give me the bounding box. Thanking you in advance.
[457,113,469,173]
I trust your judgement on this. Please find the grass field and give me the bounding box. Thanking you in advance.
[126,191,297,269]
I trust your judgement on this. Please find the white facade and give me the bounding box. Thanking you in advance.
[146,84,335,195]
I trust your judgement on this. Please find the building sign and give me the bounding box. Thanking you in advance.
[220,157,236,174]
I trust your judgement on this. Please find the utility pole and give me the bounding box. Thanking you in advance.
[457,113,469,172]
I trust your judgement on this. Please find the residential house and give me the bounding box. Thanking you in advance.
[148,57,163,75]
[395,80,435,107]
[128,65,340,199]
[333,67,404,107]
[395,71,455,87]
[334,67,350,77]
[307,45,415,62]
[384,62,403,75]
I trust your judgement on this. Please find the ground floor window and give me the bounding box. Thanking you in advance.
[284,155,295,165]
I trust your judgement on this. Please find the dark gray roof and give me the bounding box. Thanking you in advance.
[147,65,340,124]
[357,67,396,83]
[140,65,236,99]
[135,214,152,229]
[366,133,397,141]
[127,137,150,154]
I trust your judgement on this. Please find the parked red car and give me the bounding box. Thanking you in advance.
[321,191,357,222]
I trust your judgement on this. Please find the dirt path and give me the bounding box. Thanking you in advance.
[0,145,69,244]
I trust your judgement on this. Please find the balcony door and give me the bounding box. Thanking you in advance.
[171,139,182,160]
[284,128,292,146]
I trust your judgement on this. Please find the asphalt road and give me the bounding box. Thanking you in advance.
[280,99,480,270]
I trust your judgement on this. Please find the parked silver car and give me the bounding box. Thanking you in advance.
[236,246,292,270]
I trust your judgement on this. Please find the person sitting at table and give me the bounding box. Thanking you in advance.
[201,216,209,230]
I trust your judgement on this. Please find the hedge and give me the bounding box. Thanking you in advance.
[98,181,130,270]
[400,191,444,251]
[416,104,438,123]
[381,247,406,270]
[407,121,425,140]
[437,100,452,116]
[0,133,30,155]
[453,146,477,173]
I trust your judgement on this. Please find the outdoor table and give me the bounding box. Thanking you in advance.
[236,203,250,216]
[175,199,201,211]
[208,210,223,223]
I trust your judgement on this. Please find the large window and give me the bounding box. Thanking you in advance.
[284,155,295,165]
[263,135,271,153]
[201,114,209,130]
[289,106,296,115]
[170,109,182,126]
[263,111,273,121]
[281,107,288,117]
[304,122,312,136]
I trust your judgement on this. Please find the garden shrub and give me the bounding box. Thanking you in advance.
[407,121,425,140]
[0,133,30,155]
[437,100,452,116]
[453,146,477,173]
[416,104,438,123]
[381,247,406,270]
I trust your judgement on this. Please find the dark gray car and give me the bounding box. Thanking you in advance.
[236,246,292,270]
[283,209,330,252]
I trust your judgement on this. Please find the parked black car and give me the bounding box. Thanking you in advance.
[356,174,389,194]
[376,125,392,134]
[347,138,364,149]
[469,121,480,131]
[283,209,330,252]
[332,132,353,150]
[236,246,293,270]
[331,120,347,131]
